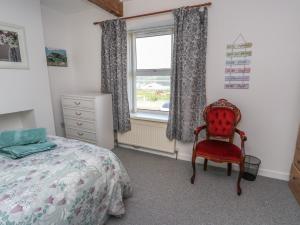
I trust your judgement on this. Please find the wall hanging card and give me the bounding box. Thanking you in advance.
[225,34,252,89]
[45,47,68,67]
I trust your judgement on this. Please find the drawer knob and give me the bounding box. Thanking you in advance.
[75,112,82,116]
[292,176,296,180]
[77,132,84,136]
[76,122,83,126]
[74,101,81,105]
[297,160,300,164]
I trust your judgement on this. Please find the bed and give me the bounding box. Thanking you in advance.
[0,136,132,225]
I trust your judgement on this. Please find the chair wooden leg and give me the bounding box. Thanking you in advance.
[191,153,196,184]
[237,162,244,196]
[227,163,232,176]
[203,158,208,171]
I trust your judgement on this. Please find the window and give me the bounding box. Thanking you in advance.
[136,35,172,69]
[129,28,173,113]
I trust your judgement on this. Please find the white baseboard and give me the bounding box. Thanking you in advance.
[119,144,289,181]
[178,152,289,181]
[257,169,289,181]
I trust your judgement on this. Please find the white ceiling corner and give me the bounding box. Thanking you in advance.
[40,0,93,14]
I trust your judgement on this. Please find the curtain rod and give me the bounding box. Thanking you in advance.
[93,2,212,25]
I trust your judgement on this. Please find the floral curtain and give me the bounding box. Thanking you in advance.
[101,19,131,133]
[166,7,208,142]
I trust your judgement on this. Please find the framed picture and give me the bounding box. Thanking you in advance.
[45,48,68,67]
[0,22,29,69]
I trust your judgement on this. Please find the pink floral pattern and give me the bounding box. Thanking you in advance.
[0,136,132,225]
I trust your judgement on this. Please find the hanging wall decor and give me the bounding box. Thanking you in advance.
[45,48,68,67]
[224,34,252,89]
[0,22,28,69]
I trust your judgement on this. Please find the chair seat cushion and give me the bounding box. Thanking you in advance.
[196,140,242,163]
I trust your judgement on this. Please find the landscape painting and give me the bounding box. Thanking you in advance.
[0,22,28,69]
[46,48,68,67]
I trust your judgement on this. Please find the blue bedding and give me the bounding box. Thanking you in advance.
[0,141,57,159]
[0,136,132,225]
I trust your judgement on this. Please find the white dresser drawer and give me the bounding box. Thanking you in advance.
[62,97,94,109]
[65,118,96,132]
[63,108,95,121]
[66,128,96,142]
[62,93,114,149]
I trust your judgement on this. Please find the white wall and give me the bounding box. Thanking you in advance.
[0,0,55,134]
[41,6,75,136]
[124,0,300,180]
[41,0,300,180]
[41,3,113,136]
[66,7,114,92]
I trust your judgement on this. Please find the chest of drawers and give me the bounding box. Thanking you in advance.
[62,93,114,149]
[289,126,300,205]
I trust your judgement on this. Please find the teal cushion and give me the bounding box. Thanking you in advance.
[0,128,47,148]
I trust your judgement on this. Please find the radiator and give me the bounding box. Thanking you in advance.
[117,119,175,153]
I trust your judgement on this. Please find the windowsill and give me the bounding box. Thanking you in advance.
[130,112,168,123]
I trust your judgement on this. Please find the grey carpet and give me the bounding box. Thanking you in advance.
[107,148,300,225]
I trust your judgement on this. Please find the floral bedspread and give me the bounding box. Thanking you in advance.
[0,136,132,225]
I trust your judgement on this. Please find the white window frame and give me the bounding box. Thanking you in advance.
[128,26,174,115]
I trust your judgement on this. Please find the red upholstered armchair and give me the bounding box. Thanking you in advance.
[191,99,247,195]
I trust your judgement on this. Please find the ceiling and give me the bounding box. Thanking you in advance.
[40,0,96,14]
[40,0,133,14]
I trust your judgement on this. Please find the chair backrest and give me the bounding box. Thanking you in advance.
[203,99,241,142]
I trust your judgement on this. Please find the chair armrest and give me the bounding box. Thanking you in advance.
[194,125,207,136]
[235,128,247,142]
[192,125,207,155]
[235,128,247,156]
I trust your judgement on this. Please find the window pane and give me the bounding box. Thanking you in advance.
[136,35,172,70]
[136,75,170,111]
